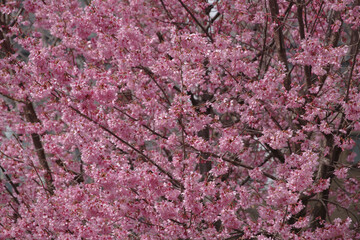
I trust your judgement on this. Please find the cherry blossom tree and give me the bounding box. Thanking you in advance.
[1,0,360,239]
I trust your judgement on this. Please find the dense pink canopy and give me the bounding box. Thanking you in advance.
[0,0,359,239]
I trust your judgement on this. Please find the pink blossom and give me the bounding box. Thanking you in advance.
[334,167,349,179]
[0,0,359,239]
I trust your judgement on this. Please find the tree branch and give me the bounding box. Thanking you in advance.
[24,102,55,195]
[345,33,360,103]
[268,0,292,90]
[297,0,312,88]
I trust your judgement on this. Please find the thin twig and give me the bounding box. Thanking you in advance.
[135,66,172,105]
[177,0,214,42]
[0,164,20,195]
[0,92,26,103]
[114,107,168,139]
[70,106,184,190]
[310,1,324,35]
[160,0,174,19]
